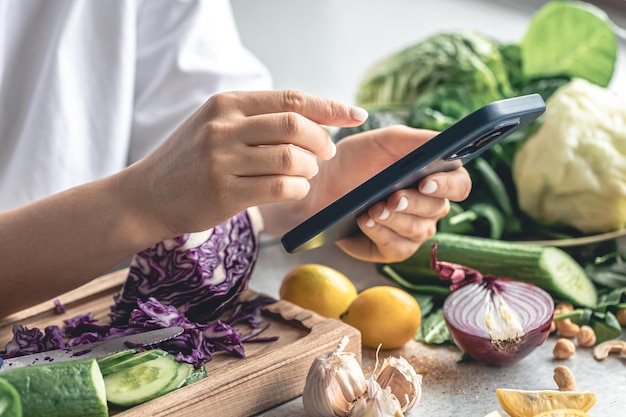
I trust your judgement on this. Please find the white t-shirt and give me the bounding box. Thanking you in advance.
[0,0,272,211]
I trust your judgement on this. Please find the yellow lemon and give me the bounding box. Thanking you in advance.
[533,410,592,417]
[279,264,357,319]
[495,389,597,417]
[340,285,421,349]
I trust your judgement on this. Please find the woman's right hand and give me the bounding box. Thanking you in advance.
[126,90,368,240]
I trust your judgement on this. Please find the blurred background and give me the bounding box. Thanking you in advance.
[231,0,625,105]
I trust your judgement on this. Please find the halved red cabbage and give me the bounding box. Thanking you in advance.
[1,210,277,368]
[111,210,259,324]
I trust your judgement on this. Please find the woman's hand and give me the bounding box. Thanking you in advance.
[262,125,472,264]
[128,90,368,241]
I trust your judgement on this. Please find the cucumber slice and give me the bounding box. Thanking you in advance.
[99,349,167,376]
[96,349,137,372]
[0,377,22,417]
[157,362,194,396]
[0,358,107,417]
[103,355,178,407]
[183,365,207,387]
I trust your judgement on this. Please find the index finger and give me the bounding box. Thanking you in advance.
[233,90,369,127]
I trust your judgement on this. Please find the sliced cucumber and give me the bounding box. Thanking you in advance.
[96,349,137,372]
[0,358,107,417]
[0,377,22,417]
[183,365,207,387]
[103,355,178,407]
[99,349,167,376]
[157,362,194,396]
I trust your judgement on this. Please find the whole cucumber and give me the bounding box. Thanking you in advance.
[382,232,598,307]
[0,358,107,417]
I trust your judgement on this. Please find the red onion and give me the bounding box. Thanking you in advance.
[432,242,554,366]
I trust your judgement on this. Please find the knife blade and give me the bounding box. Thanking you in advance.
[0,326,184,372]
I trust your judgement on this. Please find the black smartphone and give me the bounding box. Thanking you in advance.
[281,94,546,253]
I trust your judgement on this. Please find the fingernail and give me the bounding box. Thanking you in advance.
[350,106,369,122]
[378,207,390,220]
[330,141,337,157]
[365,217,375,228]
[422,180,437,194]
[395,196,409,212]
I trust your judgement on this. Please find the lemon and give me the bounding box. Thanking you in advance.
[279,264,357,319]
[340,286,421,349]
[533,410,592,417]
[495,389,597,417]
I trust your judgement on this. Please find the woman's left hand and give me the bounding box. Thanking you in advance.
[302,125,472,263]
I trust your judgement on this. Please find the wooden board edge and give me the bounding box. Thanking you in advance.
[0,268,128,327]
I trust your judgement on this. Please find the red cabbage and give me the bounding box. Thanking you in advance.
[110,211,259,324]
[1,210,278,368]
[53,299,66,314]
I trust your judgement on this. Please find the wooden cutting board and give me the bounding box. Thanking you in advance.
[0,268,362,417]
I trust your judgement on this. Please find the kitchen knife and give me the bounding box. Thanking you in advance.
[0,326,184,372]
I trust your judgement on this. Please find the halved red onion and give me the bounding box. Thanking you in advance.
[443,277,554,366]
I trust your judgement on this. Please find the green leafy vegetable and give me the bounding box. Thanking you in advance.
[520,0,617,87]
[415,308,451,345]
[356,31,512,117]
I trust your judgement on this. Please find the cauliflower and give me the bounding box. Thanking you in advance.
[513,78,626,234]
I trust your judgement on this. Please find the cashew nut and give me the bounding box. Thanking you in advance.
[555,318,580,338]
[555,302,574,314]
[593,340,626,361]
[553,338,576,360]
[553,365,576,391]
[576,325,596,348]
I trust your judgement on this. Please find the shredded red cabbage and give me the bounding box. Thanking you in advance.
[1,211,278,368]
[53,299,65,314]
[110,211,258,325]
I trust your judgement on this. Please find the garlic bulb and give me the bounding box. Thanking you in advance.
[302,336,367,417]
[350,379,403,417]
[302,336,422,417]
[374,356,422,412]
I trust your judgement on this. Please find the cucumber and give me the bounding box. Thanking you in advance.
[103,355,178,407]
[96,348,137,372]
[0,358,107,417]
[98,349,167,376]
[183,365,207,386]
[383,232,598,307]
[157,362,194,395]
[0,377,22,417]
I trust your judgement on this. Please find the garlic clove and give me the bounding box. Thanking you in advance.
[349,379,404,417]
[303,336,367,417]
[375,356,422,412]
